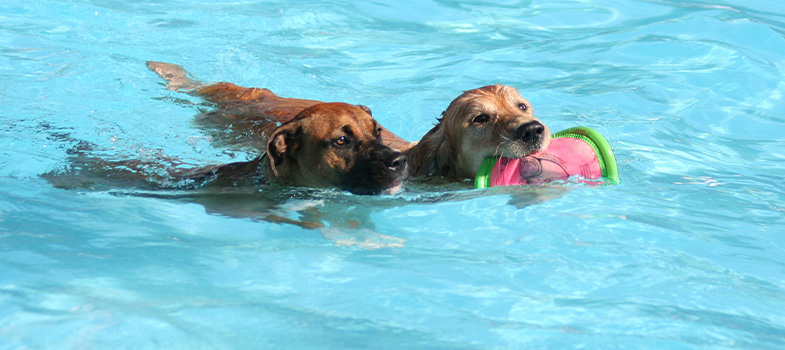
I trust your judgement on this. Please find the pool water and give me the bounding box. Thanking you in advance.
[2,0,785,348]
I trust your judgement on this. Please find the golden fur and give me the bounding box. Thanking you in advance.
[405,85,550,179]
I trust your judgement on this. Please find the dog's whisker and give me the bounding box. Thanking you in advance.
[493,142,504,158]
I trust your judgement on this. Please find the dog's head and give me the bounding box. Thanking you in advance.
[409,84,550,178]
[265,102,407,195]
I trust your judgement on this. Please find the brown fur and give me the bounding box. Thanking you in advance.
[147,61,412,151]
[146,62,549,181]
[260,102,407,194]
[148,62,406,194]
[178,102,407,195]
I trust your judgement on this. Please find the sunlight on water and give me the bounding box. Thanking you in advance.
[2,0,785,349]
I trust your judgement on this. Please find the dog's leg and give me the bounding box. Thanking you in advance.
[264,214,324,229]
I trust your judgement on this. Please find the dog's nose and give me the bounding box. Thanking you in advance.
[516,121,545,144]
[385,153,407,173]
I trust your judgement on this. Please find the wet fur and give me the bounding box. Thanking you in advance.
[146,62,549,181]
[260,103,407,195]
[406,85,551,179]
[147,61,413,152]
[147,62,407,194]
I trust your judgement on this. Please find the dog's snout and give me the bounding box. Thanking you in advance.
[385,153,407,173]
[516,121,545,144]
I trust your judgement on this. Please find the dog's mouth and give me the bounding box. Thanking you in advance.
[380,179,404,195]
[347,178,404,196]
[342,149,408,196]
[506,138,548,158]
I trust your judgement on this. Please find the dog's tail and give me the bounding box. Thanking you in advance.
[146,61,203,92]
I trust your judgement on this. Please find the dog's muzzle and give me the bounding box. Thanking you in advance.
[515,121,546,145]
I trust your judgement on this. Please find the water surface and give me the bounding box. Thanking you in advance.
[1,0,784,349]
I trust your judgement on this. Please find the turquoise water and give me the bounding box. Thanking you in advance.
[2,0,785,348]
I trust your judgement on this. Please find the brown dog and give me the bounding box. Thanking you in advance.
[147,63,406,194]
[147,61,413,153]
[182,102,408,195]
[47,101,408,196]
[146,62,549,181]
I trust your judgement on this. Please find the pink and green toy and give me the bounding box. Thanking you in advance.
[475,126,620,188]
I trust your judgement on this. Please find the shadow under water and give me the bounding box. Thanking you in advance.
[40,103,573,249]
[42,144,572,249]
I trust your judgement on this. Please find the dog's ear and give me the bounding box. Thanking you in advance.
[357,105,372,117]
[266,125,302,177]
[407,122,454,177]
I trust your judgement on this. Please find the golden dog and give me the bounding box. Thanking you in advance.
[146,62,549,181]
[406,85,550,178]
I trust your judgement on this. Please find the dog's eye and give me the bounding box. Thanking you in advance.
[472,114,490,124]
[333,136,348,147]
[518,103,528,111]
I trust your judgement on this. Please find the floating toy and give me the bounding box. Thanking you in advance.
[475,126,620,188]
